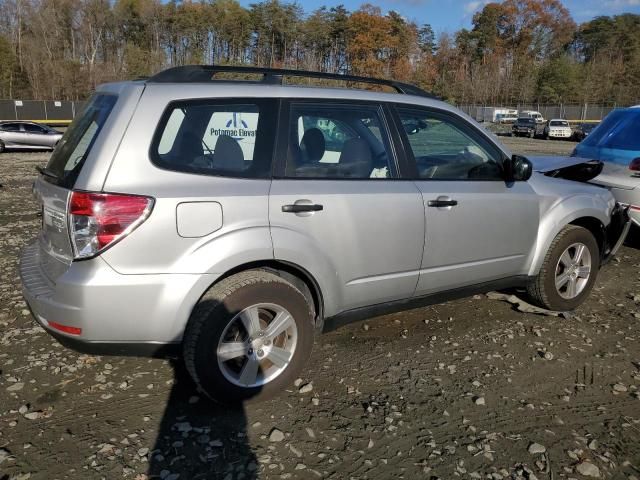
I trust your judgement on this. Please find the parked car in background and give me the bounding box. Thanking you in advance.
[512,117,538,138]
[474,107,519,123]
[19,66,628,404]
[497,113,518,124]
[572,122,599,142]
[544,119,572,140]
[573,107,640,226]
[0,121,63,152]
[519,110,545,124]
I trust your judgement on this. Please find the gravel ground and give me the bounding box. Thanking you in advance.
[1,140,639,480]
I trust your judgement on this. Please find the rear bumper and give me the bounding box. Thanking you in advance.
[19,241,217,356]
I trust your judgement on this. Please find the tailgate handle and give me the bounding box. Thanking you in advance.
[282,204,323,213]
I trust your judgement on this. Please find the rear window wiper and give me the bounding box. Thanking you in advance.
[36,165,60,180]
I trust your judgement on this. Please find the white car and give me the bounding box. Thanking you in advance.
[520,110,545,124]
[544,119,572,139]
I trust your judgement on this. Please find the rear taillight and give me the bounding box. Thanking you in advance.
[68,191,154,259]
[629,158,640,171]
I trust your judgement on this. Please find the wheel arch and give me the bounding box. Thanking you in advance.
[528,203,611,277]
[211,260,324,329]
[568,216,606,259]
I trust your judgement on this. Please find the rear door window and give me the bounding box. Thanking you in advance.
[284,103,396,179]
[46,93,117,188]
[151,99,276,178]
[0,123,21,132]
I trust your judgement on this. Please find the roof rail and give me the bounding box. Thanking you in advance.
[147,65,436,99]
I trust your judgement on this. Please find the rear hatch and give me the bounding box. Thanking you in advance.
[34,93,118,283]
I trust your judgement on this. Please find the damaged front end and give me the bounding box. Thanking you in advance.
[529,156,604,182]
[529,156,631,263]
[602,202,631,264]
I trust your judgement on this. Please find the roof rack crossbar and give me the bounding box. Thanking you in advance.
[147,65,436,98]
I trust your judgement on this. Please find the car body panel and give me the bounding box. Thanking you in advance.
[269,179,425,315]
[413,180,539,294]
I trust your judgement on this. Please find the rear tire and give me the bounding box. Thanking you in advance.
[527,225,599,311]
[183,270,315,404]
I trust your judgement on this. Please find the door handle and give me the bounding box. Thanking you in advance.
[427,199,458,207]
[282,204,323,213]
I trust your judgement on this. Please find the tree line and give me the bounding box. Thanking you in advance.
[0,0,638,106]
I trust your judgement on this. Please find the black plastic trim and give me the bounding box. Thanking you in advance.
[48,329,181,357]
[147,65,437,99]
[322,275,532,332]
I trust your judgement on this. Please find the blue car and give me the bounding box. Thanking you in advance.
[573,107,640,226]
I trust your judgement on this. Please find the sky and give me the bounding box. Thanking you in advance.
[257,0,640,34]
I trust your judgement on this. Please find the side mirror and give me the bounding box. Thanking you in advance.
[505,154,533,182]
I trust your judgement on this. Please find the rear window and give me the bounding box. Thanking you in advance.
[582,110,629,148]
[606,113,640,150]
[151,99,276,178]
[46,93,117,188]
[550,120,568,127]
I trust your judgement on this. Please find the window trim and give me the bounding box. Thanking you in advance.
[391,104,509,182]
[273,99,403,181]
[148,97,279,180]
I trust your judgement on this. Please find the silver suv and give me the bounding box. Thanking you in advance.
[20,66,629,403]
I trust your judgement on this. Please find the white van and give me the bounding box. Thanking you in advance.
[520,110,545,124]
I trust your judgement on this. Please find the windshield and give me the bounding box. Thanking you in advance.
[550,120,568,127]
[517,119,535,125]
[46,93,117,188]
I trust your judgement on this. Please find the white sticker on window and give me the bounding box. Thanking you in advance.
[203,111,259,160]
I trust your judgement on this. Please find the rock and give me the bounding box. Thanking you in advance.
[474,396,485,406]
[576,461,600,478]
[543,352,554,360]
[612,383,628,392]
[138,447,149,457]
[269,428,285,442]
[528,442,546,455]
[289,444,303,457]
[299,383,313,394]
[294,378,303,387]
[368,438,374,449]
[0,448,12,464]
[7,383,24,392]
[23,412,42,420]
[588,439,598,450]
[311,397,319,406]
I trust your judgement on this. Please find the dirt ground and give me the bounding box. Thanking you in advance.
[1,138,639,480]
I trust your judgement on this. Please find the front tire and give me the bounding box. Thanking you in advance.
[527,225,599,311]
[183,270,315,404]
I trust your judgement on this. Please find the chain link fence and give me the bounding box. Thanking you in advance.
[0,100,85,123]
[457,103,622,123]
[0,99,628,124]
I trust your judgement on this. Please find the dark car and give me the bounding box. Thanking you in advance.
[512,117,537,138]
[572,122,599,142]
